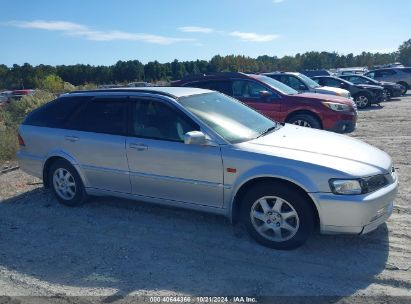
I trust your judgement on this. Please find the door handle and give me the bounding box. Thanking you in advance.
[64,135,79,142]
[129,143,148,151]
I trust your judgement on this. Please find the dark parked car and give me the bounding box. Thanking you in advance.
[339,74,404,100]
[365,68,411,95]
[311,76,385,109]
[173,72,357,133]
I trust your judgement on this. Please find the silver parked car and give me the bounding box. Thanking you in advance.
[365,67,411,95]
[17,87,398,249]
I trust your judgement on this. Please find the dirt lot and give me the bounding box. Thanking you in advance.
[0,95,410,301]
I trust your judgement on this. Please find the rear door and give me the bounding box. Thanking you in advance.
[63,96,130,193]
[231,79,282,121]
[125,97,224,207]
[374,69,397,82]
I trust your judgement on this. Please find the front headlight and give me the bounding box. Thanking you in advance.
[329,179,362,195]
[322,101,351,112]
[330,175,389,195]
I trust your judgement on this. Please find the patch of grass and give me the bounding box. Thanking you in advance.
[0,90,55,162]
[0,129,19,162]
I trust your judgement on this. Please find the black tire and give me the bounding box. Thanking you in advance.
[383,88,392,100]
[240,182,315,250]
[397,82,408,95]
[286,113,321,129]
[354,92,371,109]
[49,159,88,206]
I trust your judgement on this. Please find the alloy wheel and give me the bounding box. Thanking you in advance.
[355,96,369,108]
[53,168,76,200]
[250,196,300,242]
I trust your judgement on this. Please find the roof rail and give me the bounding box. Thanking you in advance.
[68,88,176,98]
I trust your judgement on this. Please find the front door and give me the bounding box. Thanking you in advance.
[125,97,224,207]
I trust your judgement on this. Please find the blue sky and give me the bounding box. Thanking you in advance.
[0,0,410,66]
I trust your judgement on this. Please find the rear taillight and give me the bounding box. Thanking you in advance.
[18,133,25,146]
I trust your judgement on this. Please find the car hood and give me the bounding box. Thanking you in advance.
[294,92,353,105]
[238,124,392,177]
[379,81,401,87]
[314,86,350,97]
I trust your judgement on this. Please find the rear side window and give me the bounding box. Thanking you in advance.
[66,98,127,135]
[23,96,86,128]
[375,69,396,77]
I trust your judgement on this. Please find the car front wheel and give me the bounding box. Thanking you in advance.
[354,94,371,109]
[287,114,321,129]
[241,183,314,250]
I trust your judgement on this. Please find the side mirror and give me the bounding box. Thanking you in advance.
[259,90,272,98]
[184,131,207,145]
[299,84,307,91]
[340,82,346,88]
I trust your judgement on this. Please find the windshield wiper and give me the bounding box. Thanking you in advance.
[257,124,278,138]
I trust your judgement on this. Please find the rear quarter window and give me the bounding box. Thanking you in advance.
[23,96,88,128]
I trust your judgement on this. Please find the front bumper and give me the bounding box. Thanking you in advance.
[310,178,398,235]
[371,90,385,103]
[390,88,403,98]
[326,120,356,133]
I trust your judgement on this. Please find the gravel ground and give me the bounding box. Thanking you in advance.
[0,95,410,302]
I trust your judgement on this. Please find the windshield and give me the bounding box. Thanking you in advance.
[179,92,278,143]
[253,75,299,95]
[361,76,378,84]
[297,73,321,88]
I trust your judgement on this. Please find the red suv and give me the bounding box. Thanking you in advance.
[173,72,357,133]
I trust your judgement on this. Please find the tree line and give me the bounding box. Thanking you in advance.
[1,38,410,90]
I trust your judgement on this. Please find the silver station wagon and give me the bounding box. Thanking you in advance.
[17,87,398,249]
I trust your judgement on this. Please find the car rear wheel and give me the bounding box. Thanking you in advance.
[241,183,314,250]
[354,93,371,109]
[287,114,321,129]
[397,82,408,95]
[49,159,88,206]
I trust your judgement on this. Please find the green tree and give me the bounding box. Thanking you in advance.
[398,39,411,66]
[39,75,64,93]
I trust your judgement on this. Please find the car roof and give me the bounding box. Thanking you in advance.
[69,87,213,99]
[263,71,300,76]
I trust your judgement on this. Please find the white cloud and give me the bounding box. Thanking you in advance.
[178,26,214,33]
[7,20,194,45]
[230,31,280,42]
[273,0,285,3]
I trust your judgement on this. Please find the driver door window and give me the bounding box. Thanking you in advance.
[322,77,342,88]
[130,99,199,142]
[232,80,266,99]
[280,76,306,91]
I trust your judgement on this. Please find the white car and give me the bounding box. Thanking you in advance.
[0,91,12,103]
[264,72,352,99]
